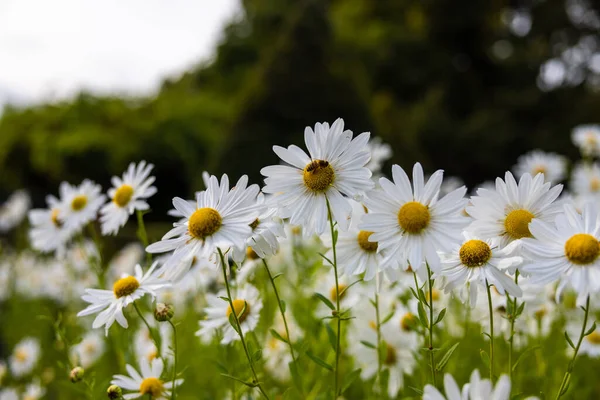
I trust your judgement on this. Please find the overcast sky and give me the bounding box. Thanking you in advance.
[0,0,239,106]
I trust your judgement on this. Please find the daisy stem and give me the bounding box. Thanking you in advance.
[168,320,178,400]
[325,199,342,399]
[374,292,385,398]
[218,248,270,400]
[133,302,162,361]
[486,281,495,382]
[508,271,519,380]
[136,210,152,267]
[426,265,437,387]
[555,296,591,399]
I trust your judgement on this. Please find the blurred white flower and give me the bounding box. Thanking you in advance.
[0,190,30,233]
[57,180,106,232]
[111,358,182,399]
[513,150,567,183]
[9,337,41,378]
[572,125,600,157]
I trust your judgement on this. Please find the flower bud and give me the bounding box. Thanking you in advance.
[69,366,84,383]
[107,384,123,399]
[154,303,174,322]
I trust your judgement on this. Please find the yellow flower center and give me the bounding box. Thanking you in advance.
[591,178,600,193]
[303,160,335,192]
[246,247,259,260]
[51,208,62,227]
[188,207,222,239]
[84,343,96,354]
[357,231,378,253]
[147,350,158,362]
[113,184,134,207]
[504,209,535,239]
[459,240,492,268]
[585,133,597,146]
[384,344,397,365]
[532,165,547,175]
[291,226,302,235]
[113,276,140,298]
[139,377,164,397]
[369,320,377,330]
[330,284,348,302]
[426,289,441,301]
[587,331,600,344]
[401,312,416,331]
[71,195,88,211]
[227,299,251,323]
[397,201,430,234]
[15,349,28,362]
[565,233,600,265]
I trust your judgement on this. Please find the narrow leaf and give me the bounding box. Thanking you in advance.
[314,293,335,310]
[512,345,541,372]
[564,331,575,349]
[360,340,377,349]
[584,322,597,337]
[220,374,256,387]
[325,324,337,351]
[280,299,287,313]
[306,351,333,371]
[270,329,288,344]
[436,342,460,371]
[434,308,447,325]
[417,302,429,328]
[341,368,361,393]
[480,350,490,368]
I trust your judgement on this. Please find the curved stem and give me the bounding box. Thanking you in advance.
[486,281,495,381]
[555,296,591,399]
[168,320,178,400]
[218,248,270,400]
[133,301,162,358]
[426,265,437,387]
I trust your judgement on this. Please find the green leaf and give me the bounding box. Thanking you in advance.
[272,273,284,280]
[409,386,424,395]
[480,350,490,369]
[280,299,287,313]
[341,368,361,393]
[318,253,334,266]
[360,340,377,349]
[252,349,262,362]
[314,293,335,310]
[418,288,429,307]
[512,345,541,372]
[218,296,230,303]
[325,324,337,351]
[228,313,241,334]
[332,229,338,246]
[560,374,571,395]
[584,322,597,336]
[409,287,420,301]
[516,302,525,318]
[381,311,395,326]
[288,361,303,393]
[436,342,459,372]
[434,308,447,325]
[338,279,362,298]
[564,331,575,349]
[417,302,429,328]
[220,374,256,387]
[270,329,288,344]
[306,351,333,371]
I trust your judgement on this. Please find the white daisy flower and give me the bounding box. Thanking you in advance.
[28,194,73,256]
[571,162,600,197]
[108,243,144,282]
[261,118,374,235]
[77,263,169,335]
[100,161,157,235]
[0,388,18,400]
[57,180,106,232]
[134,316,171,364]
[424,370,511,400]
[263,315,302,382]
[314,272,360,315]
[23,380,45,400]
[111,358,182,399]
[146,174,259,274]
[467,172,563,248]
[365,136,392,176]
[521,202,600,306]
[196,284,263,344]
[437,234,523,307]
[513,150,567,183]
[572,124,600,157]
[360,163,468,272]
[9,337,41,378]
[322,200,390,281]
[0,190,30,232]
[166,171,210,220]
[71,331,106,368]
[0,361,6,384]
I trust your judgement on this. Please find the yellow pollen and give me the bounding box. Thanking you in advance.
[426,289,441,302]
[357,231,378,253]
[15,349,28,362]
[586,133,597,146]
[591,178,600,193]
[504,209,535,239]
[587,331,600,344]
[565,233,600,265]
[369,320,377,330]
[534,307,547,319]
[330,284,348,302]
[113,276,140,298]
[113,184,134,207]
[139,377,164,397]
[227,299,251,323]
[532,165,547,176]
[401,312,416,331]
[51,208,62,227]
[71,195,88,211]
[268,338,279,349]
[83,343,96,354]
[303,160,335,192]
[397,201,430,234]
[384,344,397,365]
[249,218,260,231]
[147,350,158,362]
[291,226,302,235]
[459,240,492,268]
[246,247,260,260]
[188,207,222,239]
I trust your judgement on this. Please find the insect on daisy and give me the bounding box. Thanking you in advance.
[360,162,468,272]
[261,118,374,235]
[77,263,169,335]
[100,161,157,235]
[146,174,259,274]
[57,180,106,232]
[111,358,182,399]
[513,150,567,183]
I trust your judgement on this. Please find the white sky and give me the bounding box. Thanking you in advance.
[0,0,239,106]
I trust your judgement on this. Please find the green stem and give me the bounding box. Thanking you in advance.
[133,302,162,360]
[325,198,342,399]
[374,292,385,398]
[136,210,152,266]
[486,281,495,382]
[555,296,591,399]
[426,265,437,387]
[168,320,178,400]
[218,248,270,400]
[508,271,519,380]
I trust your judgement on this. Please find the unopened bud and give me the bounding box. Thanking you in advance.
[69,366,84,383]
[107,384,122,399]
[154,303,174,322]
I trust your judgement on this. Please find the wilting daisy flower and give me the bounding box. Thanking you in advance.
[322,200,389,281]
[572,124,600,157]
[9,337,41,378]
[77,263,169,335]
[365,136,392,176]
[0,190,30,232]
[423,370,511,400]
[261,118,373,235]
[513,150,567,183]
[111,358,182,399]
[467,172,563,248]
[146,174,259,274]
[57,180,106,231]
[196,284,263,344]
[28,194,73,256]
[522,203,600,306]
[438,234,523,307]
[360,163,468,272]
[71,331,106,368]
[100,161,157,235]
[571,162,600,197]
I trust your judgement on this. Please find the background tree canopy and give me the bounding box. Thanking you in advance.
[1,0,599,217]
